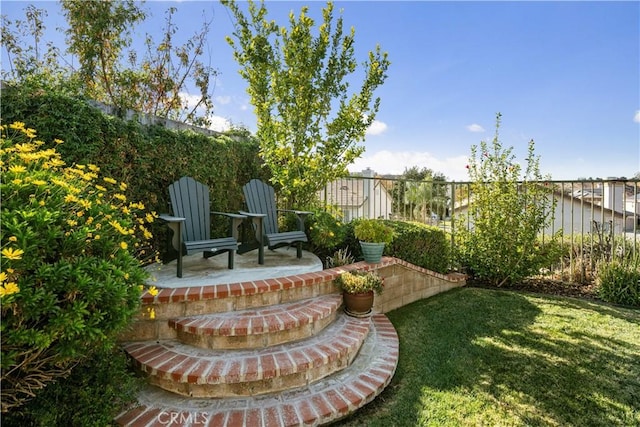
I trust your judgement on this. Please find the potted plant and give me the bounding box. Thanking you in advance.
[334,270,384,317]
[353,219,395,263]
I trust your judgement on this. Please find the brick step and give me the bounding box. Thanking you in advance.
[118,271,339,342]
[116,314,398,427]
[122,313,370,399]
[169,294,343,350]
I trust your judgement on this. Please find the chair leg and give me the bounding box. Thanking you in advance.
[177,250,183,278]
[228,250,235,269]
[296,242,302,259]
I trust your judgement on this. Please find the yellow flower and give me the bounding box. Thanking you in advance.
[120,242,128,250]
[64,194,79,203]
[114,193,127,202]
[88,164,99,172]
[1,247,24,260]
[9,165,26,173]
[0,272,6,282]
[54,138,64,145]
[95,185,107,192]
[103,177,117,185]
[149,307,156,319]
[1,282,20,296]
[147,286,159,296]
[12,179,23,185]
[8,236,17,242]
[9,121,26,130]
[119,182,127,191]
[67,219,78,227]
[32,179,46,186]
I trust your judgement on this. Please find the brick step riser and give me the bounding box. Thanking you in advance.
[174,310,338,350]
[145,348,356,399]
[123,315,371,399]
[119,280,337,342]
[115,315,399,427]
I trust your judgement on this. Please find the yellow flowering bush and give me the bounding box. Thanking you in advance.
[0,121,157,412]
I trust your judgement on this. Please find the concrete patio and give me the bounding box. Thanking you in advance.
[144,247,324,289]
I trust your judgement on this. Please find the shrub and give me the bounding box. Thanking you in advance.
[1,346,142,426]
[385,221,451,274]
[0,84,267,262]
[596,257,640,307]
[353,218,395,244]
[307,207,347,251]
[338,220,450,273]
[0,122,155,412]
[455,114,559,286]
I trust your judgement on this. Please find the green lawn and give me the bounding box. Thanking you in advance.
[337,287,640,427]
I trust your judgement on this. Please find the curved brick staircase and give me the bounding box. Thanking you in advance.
[115,262,401,426]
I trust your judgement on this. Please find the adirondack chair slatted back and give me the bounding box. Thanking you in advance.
[243,179,279,235]
[169,177,211,242]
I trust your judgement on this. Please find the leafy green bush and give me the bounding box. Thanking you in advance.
[455,114,560,286]
[1,346,142,426]
[337,219,450,273]
[0,84,267,262]
[385,221,450,274]
[0,122,154,412]
[353,218,395,244]
[596,258,640,307]
[306,207,348,265]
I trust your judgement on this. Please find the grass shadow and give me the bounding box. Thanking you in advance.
[335,287,640,426]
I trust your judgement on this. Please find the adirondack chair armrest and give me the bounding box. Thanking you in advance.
[210,212,247,240]
[277,209,312,230]
[238,211,267,219]
[158,214,186,223]
[211,211,247,220]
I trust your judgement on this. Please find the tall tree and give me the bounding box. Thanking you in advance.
[60,0,216,125]
[222,0,390,207]
[1,5,70,89]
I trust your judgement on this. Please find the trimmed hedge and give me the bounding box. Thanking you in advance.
[1,85,268,260]
[340,220,451,274]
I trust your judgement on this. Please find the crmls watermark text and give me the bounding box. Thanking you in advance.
[157,411,211,425]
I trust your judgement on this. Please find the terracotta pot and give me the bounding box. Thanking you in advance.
[343,291,374,318]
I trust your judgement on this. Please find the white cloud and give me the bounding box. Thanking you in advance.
[634,110,640,123]
[208,116,232,132]
[215,95,231,106]
[466,123,485,133]
[180,92,201,110]
[347,150,470,181]
[365,120,388,136]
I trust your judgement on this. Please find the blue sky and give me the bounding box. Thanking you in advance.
[2,1,639,181]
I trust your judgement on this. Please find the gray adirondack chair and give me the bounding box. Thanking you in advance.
[240,179,311,264]
[159,177,246,278]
